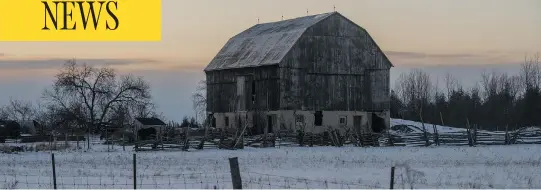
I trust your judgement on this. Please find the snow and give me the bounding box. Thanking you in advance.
[391,119,541,135]
[2,120,541,188]
[1,143,541,189]
[391,118,467,134]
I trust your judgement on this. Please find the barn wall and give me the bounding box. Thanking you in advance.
[206,65,280,113]
[211,110,390,134]
[279,13,391,111]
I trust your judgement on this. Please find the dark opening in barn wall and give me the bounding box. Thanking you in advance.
[251,80,256,102]
[371,113,385,133]
[137,127,156,141]
[267,115,275,133]
[314,111,323,126]
[225,116,229,127]
[250,113,265,135]
[208,113,216,128]
[353,116,362,133]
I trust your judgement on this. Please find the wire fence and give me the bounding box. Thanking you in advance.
[0,154,372,189]
[241,172,372,189]
[1,173,233,189]
[4,155,537,189]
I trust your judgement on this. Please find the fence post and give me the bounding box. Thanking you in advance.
[504,125,509,145]
[387,132,394,146]
[51,153,57,189]
[466,118,473,147]
[309,134,314,147]
[229,157,242,189]
[390,166,395,189]
[133,153,137,189]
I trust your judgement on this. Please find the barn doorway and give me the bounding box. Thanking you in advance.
[314,111,323,126]
[353,116,362,133]
[250,113,265,135]
[251,80,256,103]
[208,114,216,128]
[267,115,275,134]
[371,113,385,133]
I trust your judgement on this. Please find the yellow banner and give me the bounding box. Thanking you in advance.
[0,0,161,41]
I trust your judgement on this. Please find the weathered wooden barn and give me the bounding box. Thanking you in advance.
[204,12,393,135]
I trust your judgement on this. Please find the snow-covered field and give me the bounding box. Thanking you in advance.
[1,143,541,189]
[391,119,467,134]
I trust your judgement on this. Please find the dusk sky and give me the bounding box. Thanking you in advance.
[0,0,540,121]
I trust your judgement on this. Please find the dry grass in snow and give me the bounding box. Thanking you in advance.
[0,144,540,189]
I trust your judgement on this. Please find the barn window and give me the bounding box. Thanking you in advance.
[225,116,229,127]
[314,111,323,126]
[339,116,347,125]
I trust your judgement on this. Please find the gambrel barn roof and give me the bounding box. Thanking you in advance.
[204,12,393,71]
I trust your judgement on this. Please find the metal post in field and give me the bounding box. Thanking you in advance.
[51,153,57,189]
[390,166,395,189]
[229,157,242,189]
[133,153,137,189]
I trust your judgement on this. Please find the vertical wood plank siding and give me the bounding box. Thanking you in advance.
[278,13,391,111]
[206,66,280,112]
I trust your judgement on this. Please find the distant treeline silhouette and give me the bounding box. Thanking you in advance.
[391,53,541,131]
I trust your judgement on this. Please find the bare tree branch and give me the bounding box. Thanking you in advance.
[192,80,206,124]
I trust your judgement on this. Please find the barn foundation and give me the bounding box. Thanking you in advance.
[211,110,390,135]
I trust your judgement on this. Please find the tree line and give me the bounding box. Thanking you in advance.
[391,53,541,131]
[0,59,163,138]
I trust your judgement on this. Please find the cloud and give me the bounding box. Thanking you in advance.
[0,57,210,81]
[384,50,524,66]
[0,53,4,57]
[385,51,480,59]
[0,58,160,70]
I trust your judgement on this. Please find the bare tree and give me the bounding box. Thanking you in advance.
[521,53,541,91]
[132,102,158,118]
[192,80,206,125]
[395,69,435,113]
[1,98,36,121]
[481,71,500,101]
[42,59,152,148]
[445,72,459,101]
[481,71,521,101]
